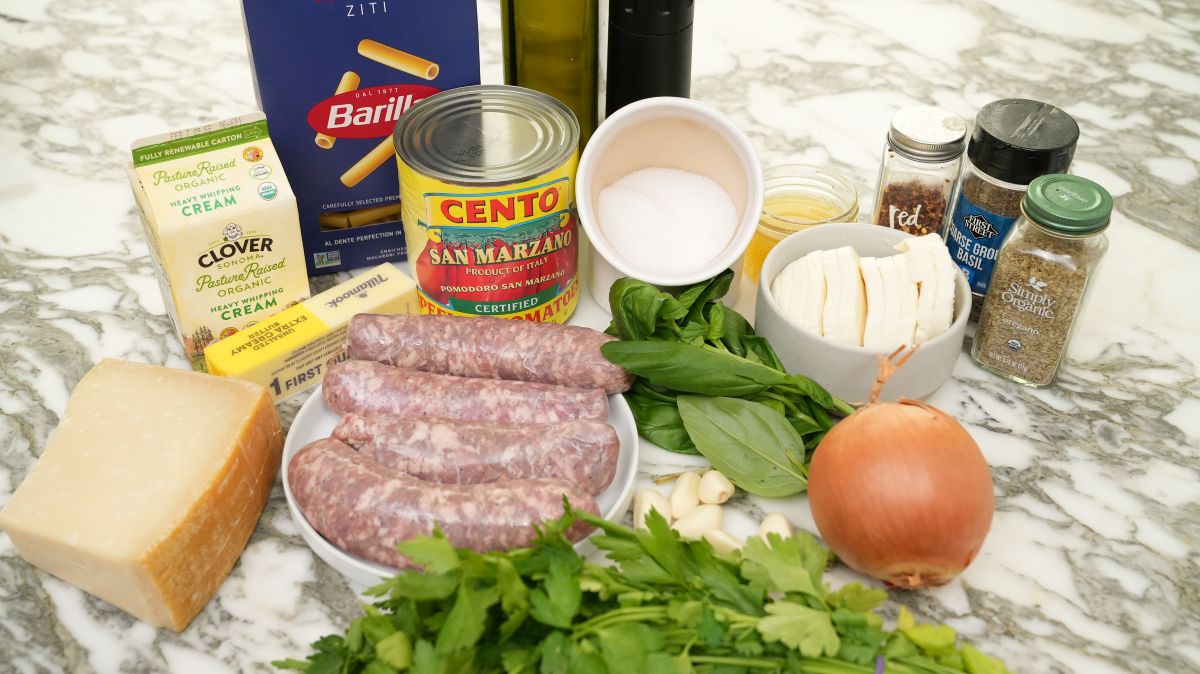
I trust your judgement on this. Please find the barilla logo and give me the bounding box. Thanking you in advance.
[963,214,998,239]
[307,84,438,139]
[426,180,569,230]
[326,274,388,309]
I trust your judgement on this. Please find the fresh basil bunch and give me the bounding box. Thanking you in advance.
[601,270,854,497]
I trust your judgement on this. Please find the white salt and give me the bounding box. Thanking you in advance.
[597,167,738,277]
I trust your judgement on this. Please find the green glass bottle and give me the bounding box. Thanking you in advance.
[501,0,598,147]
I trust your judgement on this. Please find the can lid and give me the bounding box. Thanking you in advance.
[967,99,1079,185]
[610,0,694,36]
[394,85,579,186]
[1022,174,1112,235]
[887,106,966,161]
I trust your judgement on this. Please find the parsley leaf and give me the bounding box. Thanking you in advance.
[756,602,840,658]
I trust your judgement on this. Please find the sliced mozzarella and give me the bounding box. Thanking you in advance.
[889,254,919,347]
[819,246,865,346]
[859,256,888,349]
[773,252,825,336]
[800,253,827,335]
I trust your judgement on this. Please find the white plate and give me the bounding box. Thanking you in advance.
[282,384,639,587]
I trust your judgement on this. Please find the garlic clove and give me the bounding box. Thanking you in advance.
[698,470,735,504]
[758,512,794,544]
[632,488,672,530]
[670,504,724,540]
[668,471,701,519]
[701,529,744,555]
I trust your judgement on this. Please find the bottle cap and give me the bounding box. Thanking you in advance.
[887,106,966,161]
[967,99,1079,185]
[1022,174,1112,235]
[610,0,694,36]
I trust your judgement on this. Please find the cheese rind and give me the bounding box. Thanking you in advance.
[0,360,282,631]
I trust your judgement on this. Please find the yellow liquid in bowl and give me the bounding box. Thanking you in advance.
[743,193,852,284]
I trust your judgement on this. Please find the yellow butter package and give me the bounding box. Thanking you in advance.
[204,263,418,400]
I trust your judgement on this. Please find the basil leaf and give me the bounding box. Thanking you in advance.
[683,268,734,325]
[601,342,787,397]
[677,396,809,497]
[743,335,786,372]
[608,277,674,341]
[717,304,752,358]
[784,373,852,415]
[625,391,698,454]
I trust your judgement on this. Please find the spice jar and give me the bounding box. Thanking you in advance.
[872,106,966,235]
[972,175,1111,388]
[944,99,1079,315]
[742,165,858,284]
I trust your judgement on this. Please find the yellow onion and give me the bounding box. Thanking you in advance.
[808,349,995,588]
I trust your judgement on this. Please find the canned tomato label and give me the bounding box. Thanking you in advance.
[394,85,581,323]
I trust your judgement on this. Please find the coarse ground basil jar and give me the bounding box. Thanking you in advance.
[944,99,1079,318]
[971,174,1111,388]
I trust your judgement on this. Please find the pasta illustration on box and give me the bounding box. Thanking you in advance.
[241,2,481,275]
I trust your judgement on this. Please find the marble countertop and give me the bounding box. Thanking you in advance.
[2,0,1198,672]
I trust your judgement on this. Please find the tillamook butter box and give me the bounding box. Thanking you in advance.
[240,1,481,276]
[128,112,311,372]
[204,263,419,400]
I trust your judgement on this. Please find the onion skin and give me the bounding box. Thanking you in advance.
[808,399,995,589]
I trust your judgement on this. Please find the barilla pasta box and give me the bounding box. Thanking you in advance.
[204,263,419,401]
[128,112,311,373]
[240,1,481,276]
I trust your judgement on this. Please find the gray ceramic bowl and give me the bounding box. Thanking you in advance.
[755,223,969,404]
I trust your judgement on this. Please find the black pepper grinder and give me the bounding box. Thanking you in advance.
[605,0,694,117]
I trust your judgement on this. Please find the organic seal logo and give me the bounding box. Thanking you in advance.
[963,214,998,239]
[223,223,243,241]
[1006,339,1022,351]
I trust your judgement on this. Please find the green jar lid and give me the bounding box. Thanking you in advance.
[1022,174,1112,234]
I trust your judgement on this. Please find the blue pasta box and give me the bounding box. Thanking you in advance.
[240,1,481,276]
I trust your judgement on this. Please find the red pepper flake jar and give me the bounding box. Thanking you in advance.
[871,106,966,236]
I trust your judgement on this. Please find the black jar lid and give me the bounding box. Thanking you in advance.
[967,99,1079,185]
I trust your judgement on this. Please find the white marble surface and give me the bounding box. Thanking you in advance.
[1,0,1199,672]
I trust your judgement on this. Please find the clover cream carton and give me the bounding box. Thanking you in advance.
[128,112,310,372]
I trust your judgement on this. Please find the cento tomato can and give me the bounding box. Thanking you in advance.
[393,85,580,322]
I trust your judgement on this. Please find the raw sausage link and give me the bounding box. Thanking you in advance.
[348,314,635,394]
[332,414,619,495]
[324,360,608,423]
[288,438,598,569]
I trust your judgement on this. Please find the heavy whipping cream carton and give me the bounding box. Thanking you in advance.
[128,112,310,372]
[240,1,481,276]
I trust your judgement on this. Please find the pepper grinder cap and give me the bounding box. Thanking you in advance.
[968,99,1079,185]
[1022,174,1112,235]
[887,106,967,161]
[610,0,694,36]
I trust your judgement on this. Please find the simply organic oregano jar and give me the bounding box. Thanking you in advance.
[971,174,1112,388]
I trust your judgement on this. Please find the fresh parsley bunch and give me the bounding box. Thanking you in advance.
[275,507,1011,674]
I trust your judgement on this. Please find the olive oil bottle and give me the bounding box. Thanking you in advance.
[501,0,598,147]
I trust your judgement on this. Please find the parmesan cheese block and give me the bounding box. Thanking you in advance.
[0,359,282,632]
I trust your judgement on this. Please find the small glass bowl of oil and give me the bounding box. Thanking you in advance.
[742,165,859,284]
